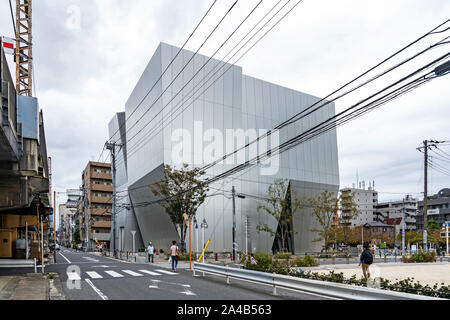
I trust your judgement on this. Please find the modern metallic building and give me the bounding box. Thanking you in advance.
[108,42,339,254]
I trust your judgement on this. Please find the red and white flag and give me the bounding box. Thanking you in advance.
[1,36,15,55]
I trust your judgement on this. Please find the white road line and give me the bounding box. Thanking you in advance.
[104,270,123,278]
[85,279,108,300]
[58,252,71,263]
[122,270,143,277]
[138,270,161,276]
[67,271,81,281]
[156,269,178,275]
[86,271,103,279]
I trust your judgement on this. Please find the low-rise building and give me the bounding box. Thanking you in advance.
[374,195,417,236]
[416,188,450,231]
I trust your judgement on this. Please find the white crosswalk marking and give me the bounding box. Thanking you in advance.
[139,270,162,276]
[105,270,123,278]
[67,272,81,281]
[156,269,178,275]
[86,271,103,279]
[122,270,143,277]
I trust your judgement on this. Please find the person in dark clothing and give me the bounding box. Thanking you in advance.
[358,243,373,280]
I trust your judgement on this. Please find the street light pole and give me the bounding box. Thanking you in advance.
[402,199,406,258]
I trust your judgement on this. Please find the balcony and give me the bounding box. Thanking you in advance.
[90,171,112,180]
[89,208,111,216]
[92,221,111,229]
[90,183,113,193]
[91,196,113,204]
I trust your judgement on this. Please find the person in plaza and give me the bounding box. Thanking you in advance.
[359,243,373,280]
[170,240,179,272]
[250,253,258,265]
[147,242,154,263]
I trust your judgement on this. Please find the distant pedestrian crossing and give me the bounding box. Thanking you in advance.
[67,268,179,280]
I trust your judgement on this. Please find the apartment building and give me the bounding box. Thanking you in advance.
[374,195,417,236]
[76,162,113,250]
[340,185,378,226]
[416,188,450,231]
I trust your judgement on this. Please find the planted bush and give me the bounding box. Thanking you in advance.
[274,252,292,260]
[403,252,436,263]
[294,254,319,267]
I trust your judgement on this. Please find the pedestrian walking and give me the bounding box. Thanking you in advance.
[147,242,154,263]
[358,243,373,280]
[170,241,179,272]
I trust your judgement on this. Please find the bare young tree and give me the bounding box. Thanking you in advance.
[308,190,338,251]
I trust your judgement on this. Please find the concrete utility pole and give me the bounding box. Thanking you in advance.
[84,186,89,252]
[105,141,122,257]
[232,186,237,262]
[53,190,56,263]
[423,140,429,253]
[417,139,445,253]
[402,199,406,258]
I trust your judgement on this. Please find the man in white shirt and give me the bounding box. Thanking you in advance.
[147,242,154,263]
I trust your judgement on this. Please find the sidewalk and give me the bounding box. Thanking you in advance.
[302,262,450,286]
[0,272,64,300]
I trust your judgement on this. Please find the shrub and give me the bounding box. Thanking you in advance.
[403,252,436,263]
[294,254,319,267]
[159,249,164,254]
[138,248,146,253]
[274,252,292,260]
[253,252,272,267]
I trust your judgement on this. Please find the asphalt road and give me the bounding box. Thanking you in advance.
[42,248,334,300]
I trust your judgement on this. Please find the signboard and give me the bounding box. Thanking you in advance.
[427,209,439,215]
[1,36,15,55]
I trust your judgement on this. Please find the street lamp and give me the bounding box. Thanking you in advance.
[201,218,208,264]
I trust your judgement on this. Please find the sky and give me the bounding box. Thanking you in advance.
[0,0,449,225]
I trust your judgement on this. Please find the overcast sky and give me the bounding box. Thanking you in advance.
[1,0,449,222]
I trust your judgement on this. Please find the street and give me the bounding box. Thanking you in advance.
[42,248,333,300]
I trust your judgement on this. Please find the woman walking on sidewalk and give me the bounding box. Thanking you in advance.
[170,241,179,272]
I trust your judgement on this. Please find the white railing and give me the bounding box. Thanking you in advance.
[193,263,445,300]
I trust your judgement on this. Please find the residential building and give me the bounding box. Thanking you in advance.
[58,189,82,247]
[340,185,378,226]
[74,162,112,250]
[363,222,395,242]
[108,42,340,254]
[416,188,450,231]
[374,195,417,236]
[0,44,51,260]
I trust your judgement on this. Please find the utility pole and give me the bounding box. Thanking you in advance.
[83,186,89,252]
[417,139,444,253]
[402,199,406,258]
[232,186,236,262]
[53,190,56,263]
[423,140,429,253]
[105,141,122,257]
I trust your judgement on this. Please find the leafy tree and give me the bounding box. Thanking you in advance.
[308,190,339,251]
[338,190,359,246]
[428,219,440,231]
[73,227,80,244]
[150,163,209,251]
[256,179,303,253]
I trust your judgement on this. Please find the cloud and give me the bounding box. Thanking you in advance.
[1,0,449,216]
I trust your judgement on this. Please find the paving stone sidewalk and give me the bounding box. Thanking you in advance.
[0,273,65,300]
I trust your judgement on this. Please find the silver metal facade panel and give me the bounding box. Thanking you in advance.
[110,42,340,254]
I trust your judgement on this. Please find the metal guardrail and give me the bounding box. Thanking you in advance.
[193,263,444,300]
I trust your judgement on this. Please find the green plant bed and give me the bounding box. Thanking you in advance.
[273,252,292,260]
[403,252,437,263]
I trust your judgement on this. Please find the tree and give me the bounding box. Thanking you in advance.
[256,179,303,253]
[338,190,359,246]
[428,219,440,231]
[308,190,338,251]
[150,163,209,251]
[73,227,80,246]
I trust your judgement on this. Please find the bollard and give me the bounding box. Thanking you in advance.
[127,251,129,260]
[215,253,218,261]
[34,258,37,273]
[384,255,387,263]
[332,255,335,265]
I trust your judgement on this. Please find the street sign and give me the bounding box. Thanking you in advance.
[427,209,439,215]
[440,232,449,239]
